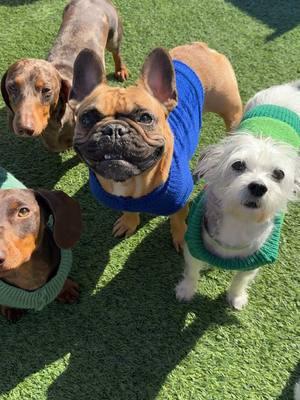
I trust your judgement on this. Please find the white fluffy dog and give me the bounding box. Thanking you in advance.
[176,81,300,309]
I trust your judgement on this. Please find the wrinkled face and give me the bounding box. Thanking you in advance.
[74,84,168,182]
[2,59,61,136]
[198,134,299,221]
[0,190,42,276]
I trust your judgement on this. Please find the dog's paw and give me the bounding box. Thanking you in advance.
[115,66,129,81]
[227,292,248,310]
[1,305,26,322]
[176,279,196,301]
[113,213,140,238]
[56,279,80,304]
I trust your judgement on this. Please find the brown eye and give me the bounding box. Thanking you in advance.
[41,87,51,97]
[17,207,30,217]
[137,112,153,125]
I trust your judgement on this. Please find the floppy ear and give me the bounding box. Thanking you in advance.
[35,189,82,249]
[1,71,15,130]
[140,47,177,112]
[193,144,224,183]
[54,78,71,121]
[69,48,105,108]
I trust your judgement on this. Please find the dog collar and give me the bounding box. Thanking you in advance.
[239,104,300,148]
[185,190,284,271]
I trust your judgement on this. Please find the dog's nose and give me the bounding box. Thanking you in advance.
[102,124,129,138]
[18,125,35,136]
[248,182,268,197]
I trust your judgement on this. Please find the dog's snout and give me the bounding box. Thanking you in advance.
[248,182,268,197]
[0,250,7,266]
[102,124,129,138]
[17,124,35,136]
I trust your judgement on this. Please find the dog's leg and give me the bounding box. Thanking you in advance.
[176,243,209,301]
[227,269,259,310]
[113,212,140,238]
[112,50,128,81]
[1,305,26,322]
[56,278,80,304]
[170,203,189,252]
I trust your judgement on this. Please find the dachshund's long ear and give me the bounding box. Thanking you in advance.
[1,71,12,111]
[35,189,82,249]
[1,71,15,131]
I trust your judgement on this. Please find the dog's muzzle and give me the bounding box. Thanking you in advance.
[74,121,165,182]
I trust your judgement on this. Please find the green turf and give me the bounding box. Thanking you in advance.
[0,1,299,399]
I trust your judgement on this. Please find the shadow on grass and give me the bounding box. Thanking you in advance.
[226,0,300,41]
[0,107,80,190]
[0,0,40,5]
[277,361,300,400]
[0,220,239,400]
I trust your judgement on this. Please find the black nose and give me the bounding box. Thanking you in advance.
[18,126,35,136]
[101,124,129,138]
[248,182,268,197]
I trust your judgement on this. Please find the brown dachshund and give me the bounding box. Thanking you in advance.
[1,0,128,152]
[0,189,82,321]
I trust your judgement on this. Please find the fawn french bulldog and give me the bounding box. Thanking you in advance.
[69,42,242,250]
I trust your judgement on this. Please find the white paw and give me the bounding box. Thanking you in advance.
[227,292,248,310]
[176,279,196,301]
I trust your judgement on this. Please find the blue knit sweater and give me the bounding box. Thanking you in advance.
[90,60,204,216]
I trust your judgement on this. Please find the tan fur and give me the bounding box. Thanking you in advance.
[1,0,128,152]
[170,42,242,130]
[75,42,242,247]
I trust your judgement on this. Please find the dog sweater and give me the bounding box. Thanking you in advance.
[89,60,204,216]
[185,104,300,271]
[185,191,284,271]
[0,168,72,311]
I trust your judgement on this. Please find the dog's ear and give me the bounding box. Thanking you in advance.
[140,47,177,112]
[54,77,71,121]
[1,71,15,130]
[35,189,82,249]
[69,48,105,109]
[193,144,224,183]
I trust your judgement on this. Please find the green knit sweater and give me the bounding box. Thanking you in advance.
[185,104,300,270]
[185,191,283,271]
[0,168,72,311]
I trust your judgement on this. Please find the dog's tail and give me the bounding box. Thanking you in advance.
[245,80,300,117]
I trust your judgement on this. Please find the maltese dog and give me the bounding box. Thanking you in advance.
[176,81,300,309]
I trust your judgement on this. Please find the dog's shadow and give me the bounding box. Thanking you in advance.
[0,219,239,399]
[225,0,300,41]
[0,0,40,5]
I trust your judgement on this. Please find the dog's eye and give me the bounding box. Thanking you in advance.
[232,161,246,172]
[272,169,285,181]
[80,109,103,129]
[136,112,153,125]
[8,83,18,94]
[17,207,30,217]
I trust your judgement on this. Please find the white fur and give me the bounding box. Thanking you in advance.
[295,380,300,400]
[176,81,300,309]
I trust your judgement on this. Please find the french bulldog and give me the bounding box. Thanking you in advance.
[69,42,242,250]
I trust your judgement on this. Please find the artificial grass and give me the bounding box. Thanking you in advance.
[0,0,299,399]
